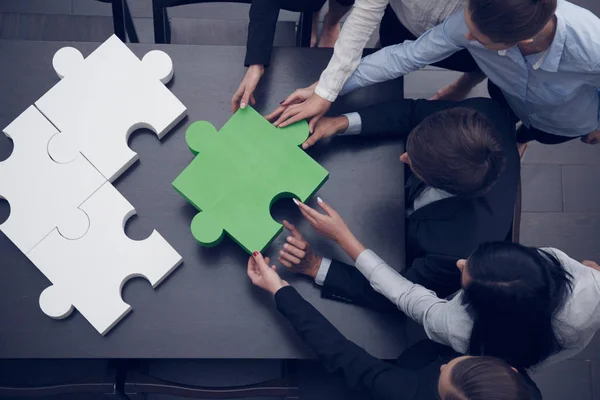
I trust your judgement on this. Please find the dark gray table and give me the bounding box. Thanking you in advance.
[0,40,406,359]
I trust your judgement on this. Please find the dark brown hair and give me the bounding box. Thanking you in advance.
[444,357,533,400]
[406,107,504,198]
[468,0,557,45]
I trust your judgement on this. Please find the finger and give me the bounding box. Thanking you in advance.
[286,235,306,251]
[308,114,323,134]
[264,256,270,265]
[278,111,306,129]
[232,89,243,113]
[252,251,269,270]
[278,257,293,268]
[281,90,303,106]
[283,242,305,259]
[265,105,286,122]
[250,93,256,106]
[240,89,253,109]
[273,104,301,127]
[299,208,319,227]
[247,256,257,277]
[302,131,323,150]
[293,199,324,221]
[283,220,303,240]
[316,197,336,217]
[271,265,277,271]
[280,249,301,265]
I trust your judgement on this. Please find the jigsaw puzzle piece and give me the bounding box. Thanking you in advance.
[0,106,105,254]
[35,35,187,182]
[172,107,328,253]
[27,183,183,335]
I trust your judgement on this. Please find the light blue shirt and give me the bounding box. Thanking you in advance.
[340,0,600,137]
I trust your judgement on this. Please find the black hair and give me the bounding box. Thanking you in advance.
[463,242,573,368]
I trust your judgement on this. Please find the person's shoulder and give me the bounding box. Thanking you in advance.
[559,1,600,68]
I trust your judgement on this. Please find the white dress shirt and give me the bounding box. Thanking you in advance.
[317,247,600,369]
[315,0,466,102]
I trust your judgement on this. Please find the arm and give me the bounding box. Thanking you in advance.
[403,254,463,299]
[245,0,281,67]
[356,98,456,136]
[315,0,389,102]
[321,259,399,312]
[339,11,466,96]
[275,286,418,400]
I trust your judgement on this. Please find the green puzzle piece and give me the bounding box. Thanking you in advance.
[172,106,329,254]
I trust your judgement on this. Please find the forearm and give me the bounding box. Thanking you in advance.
[339,20,463,96]
[245,0,281,67]
[275,286,404,397]
[315,0,388,102]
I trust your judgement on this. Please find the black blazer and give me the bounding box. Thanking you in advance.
[323,98,520,305]
[245,0,326,67]
[275,286,541,400]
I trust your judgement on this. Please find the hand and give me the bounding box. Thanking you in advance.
[301,115,349,149]
[581,130,600,145]
[265,82,318,122]
[294,198,366,261]
[232,64,264,113]
[278,220,322,278]
[272,93,332,133]
[247,251,288,295]
[582,260,600,272]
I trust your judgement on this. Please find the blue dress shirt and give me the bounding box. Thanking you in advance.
[340,0,600,137]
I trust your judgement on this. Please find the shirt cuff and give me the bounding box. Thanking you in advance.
[341,112,362,135]
[315,257,332,286]
[314,85,338,103]
[355,249,384,280]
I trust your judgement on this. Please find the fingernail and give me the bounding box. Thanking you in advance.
[280,250,285,255]
[287,236,292,242]
[317,197,323,203]
[253,251,258,257]
[302,143,307,149]
[284,244,289,250]
[293,198,299,205]
[240,102,246,109]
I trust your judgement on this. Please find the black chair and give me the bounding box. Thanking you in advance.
[152,0,317,46]
[0,360,122,399]
[124,359,299,399]
[98,0,139,43]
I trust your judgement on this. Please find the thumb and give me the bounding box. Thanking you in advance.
[302,131,322,150]
[316,197,336,216]
[240,89,253,109]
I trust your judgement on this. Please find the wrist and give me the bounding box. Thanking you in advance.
[338,232,366,261]
[249,64,265,75]
[306,255,323,279]
[270,281,289,295]
[337,116,349,134]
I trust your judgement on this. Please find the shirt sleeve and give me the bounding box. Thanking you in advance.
[341,112,363,135]
[339,11,467,96]
[314,0,389,102]
[355,249,469,352]
[244,0,281,67]
[315,257,333,286]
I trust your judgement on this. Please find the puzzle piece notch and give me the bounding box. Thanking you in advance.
[28,183,183,335]
[173,106,328,254]
[0,106,105,254]
[37,35,187,182]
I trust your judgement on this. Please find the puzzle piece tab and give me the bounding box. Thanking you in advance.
[0,106,105,254]
[35,35,187,182]
[172,106,328,253]
[27,183,183,335]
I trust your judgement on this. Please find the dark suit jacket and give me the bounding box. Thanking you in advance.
[323,98,520,305]
[275,286,541,400]
[245,0,326,67]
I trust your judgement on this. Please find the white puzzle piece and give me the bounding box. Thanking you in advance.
[0,106,106,254]
[27,183,183,335]
[35,35,187,182]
